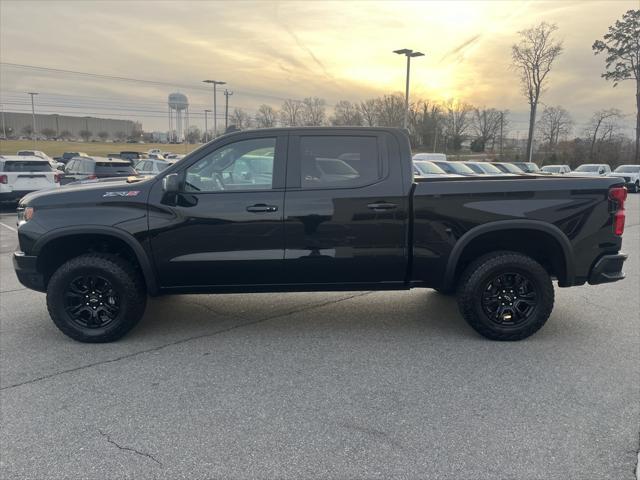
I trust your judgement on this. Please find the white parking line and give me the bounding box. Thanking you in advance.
[0,222,17,233]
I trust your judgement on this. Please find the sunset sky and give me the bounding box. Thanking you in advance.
[0,0,636,135]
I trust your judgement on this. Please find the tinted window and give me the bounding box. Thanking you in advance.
[78,160,93,174]
[465,163,484,174]
[3,161,52,172]
[478,163,502,174]
[185,137,276,192]
[414,161,445,175]
[300,136,379,188]
[95,163,136,174]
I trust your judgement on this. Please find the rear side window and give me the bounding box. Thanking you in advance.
[3,161,52,172]
[95,163,136,174]
[299,136,380,189]
[78,160,93,174]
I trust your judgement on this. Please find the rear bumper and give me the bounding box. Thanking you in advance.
[12,251,45,292]
[588,253,627,285]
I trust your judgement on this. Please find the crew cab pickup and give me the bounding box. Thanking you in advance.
[0,155,60,202]
[13,128,628,343]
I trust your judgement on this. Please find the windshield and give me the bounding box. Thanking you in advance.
[499,163,524,173]
[464,163,484,174]
[477,163,502,174]
[2,160,52,172]
[542,166,561,173]
[514,162,540,173]
[413,153,446,162]
[445,162,476,175]
[614,166,640,173]
[575,165,601,172]
[414,161,446,175]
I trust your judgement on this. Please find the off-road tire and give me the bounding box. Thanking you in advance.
[46,253,146,342]
[457,251,554,341]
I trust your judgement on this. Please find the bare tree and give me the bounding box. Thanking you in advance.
[358,99,378,127]
[255,104,277,128]
[98,131,109,142]
[79,129,92,142]
[537,106,573,148]
[185,125,201,143]
[512,22,563,161]
[331,100,363,126]
[280,99,303,126]
[471,108,503,152]
[586,109,623,160]
[59,129,72,141]
[21,125,33,137]
[40,128,56,140]
[229,108,253,130]
[375,94,405,128]
[114,131,127,142]
[444,99,474,151]
[593,9,640,161]
[301,97,326,126]
[408,100,444,150]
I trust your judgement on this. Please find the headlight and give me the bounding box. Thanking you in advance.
[17,206,34,226]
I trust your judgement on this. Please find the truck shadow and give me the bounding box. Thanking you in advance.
[133,290,477,342]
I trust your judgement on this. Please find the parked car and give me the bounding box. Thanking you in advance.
[429,160,476,176]
[164,153,185,161]
[611,164,640,193]
[13,127,628,343]
[571,164,612,176]
[511,162,541,173]
[463,161,508,175]
[148,153,166,160]
[413,160,457,177]
[0,155,60,202]
[54,152,89,164]
[61,156,137,184]
[541,165,571,174]
[493,162,526,174]
[412,153,447,162]
[147,149,163,156]
[119,151,144,163]
[135,159,172,176]
[17,150,53,162]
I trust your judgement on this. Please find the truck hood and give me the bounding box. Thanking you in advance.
[19,176,155,207]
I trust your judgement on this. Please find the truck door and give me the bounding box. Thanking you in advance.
[282,131,408,286]
[148,133,287,288]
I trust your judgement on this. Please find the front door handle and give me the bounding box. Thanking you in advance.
[246,204,278,213]
[367,202,398,212]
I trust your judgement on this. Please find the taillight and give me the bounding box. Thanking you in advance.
[0,174,7,184]
[87,174,97,180]
[609,186,627,236]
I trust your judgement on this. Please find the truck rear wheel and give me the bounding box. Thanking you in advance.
[46,254,146,342]
[456,251,554,341]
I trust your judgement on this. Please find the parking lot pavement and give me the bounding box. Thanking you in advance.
[0,198,638,480]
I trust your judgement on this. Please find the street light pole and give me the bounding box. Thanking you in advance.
[203,80,226,137]
[204,109,211,142]
[28,92,38,147]
[393,49,424,130]
[224,89,233,131]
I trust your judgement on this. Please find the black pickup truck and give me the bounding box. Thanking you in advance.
[13,127,628,343]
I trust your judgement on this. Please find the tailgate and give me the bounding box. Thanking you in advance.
[11,173,56,191]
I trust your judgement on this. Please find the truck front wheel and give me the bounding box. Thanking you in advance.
[457,251,554,341]
[46,254,146,342]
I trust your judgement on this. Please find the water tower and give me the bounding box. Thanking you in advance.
[168,92,189,142]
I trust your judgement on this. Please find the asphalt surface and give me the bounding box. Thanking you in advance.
[0,198,638,480]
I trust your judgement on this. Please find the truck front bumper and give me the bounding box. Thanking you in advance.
[588,253,627,285]
[13,251,46,292]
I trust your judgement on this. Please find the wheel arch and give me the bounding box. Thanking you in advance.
[443,220,575,291]
[33,226,158,295]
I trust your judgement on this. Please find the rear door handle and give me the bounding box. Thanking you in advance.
[367,202,398,211]
[246,204,278,213]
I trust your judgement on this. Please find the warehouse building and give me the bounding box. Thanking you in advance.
[1,112,137,139]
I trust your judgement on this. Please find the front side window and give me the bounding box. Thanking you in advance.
[185,137,276,192]
[299,136,380,189]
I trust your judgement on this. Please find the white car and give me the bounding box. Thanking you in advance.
[541,165,571,174]
[0,155,61,202]
[413,160,461,178]
[570,164,611,176]
[135,159,173,176]
[147,148,163,156]
[413,153,447,162]
[611,164,640,193]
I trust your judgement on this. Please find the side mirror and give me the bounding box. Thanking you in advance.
[162,173,180,193]
[599,168,605,175]
[56,163,65,171]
